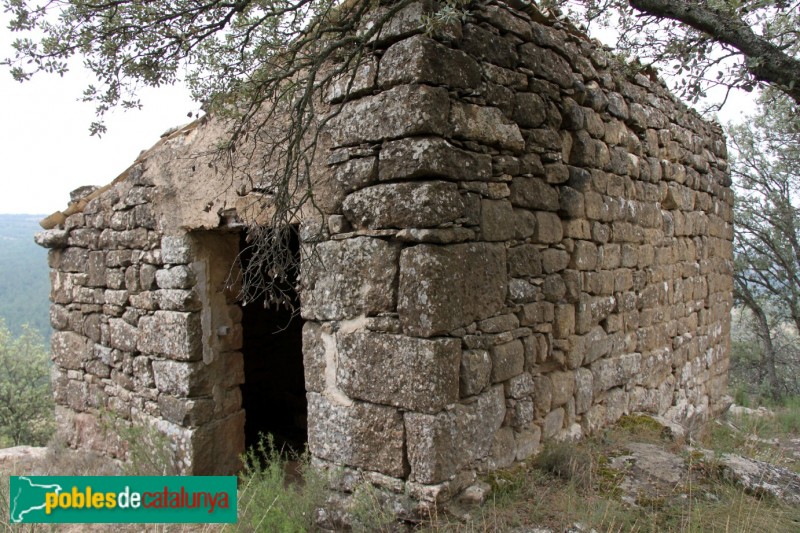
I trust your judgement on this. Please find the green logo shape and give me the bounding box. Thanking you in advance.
[9,476,237,523]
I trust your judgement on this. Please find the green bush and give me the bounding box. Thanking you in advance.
[0,320,54,446]
[233,434,328,533]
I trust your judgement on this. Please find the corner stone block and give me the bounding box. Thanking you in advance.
[161,235,193,264]
[300,237,401,321]
[342,181,464,229]
[302,322,327,393]
[307,393,406,478]
[405,385,505,484]
[107,318,138,352]
[187,410,246,475]
[379,136,492,182]
[331,84,450,146]
[449,101,525,152]
[398,243,507,337]
[137,311,202,360]
[152,351,242,398]
[379,35,481,90]
[51,331,92,370]
[336,332,460,414]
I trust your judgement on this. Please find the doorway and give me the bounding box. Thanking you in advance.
[238,229,307,453]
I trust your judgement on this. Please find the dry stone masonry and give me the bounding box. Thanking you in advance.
[36,0,733,519]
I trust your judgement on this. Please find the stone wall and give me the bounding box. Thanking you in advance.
[36,0,732,518]
[299,0,732,513]
[37,170,246,475]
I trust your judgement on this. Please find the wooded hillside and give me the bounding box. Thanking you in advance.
[0,215,51,339]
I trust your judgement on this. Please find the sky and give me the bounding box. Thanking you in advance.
[0,20,198,216]
[0,17,755,216]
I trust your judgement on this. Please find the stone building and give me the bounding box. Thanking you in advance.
[36,0,732,515]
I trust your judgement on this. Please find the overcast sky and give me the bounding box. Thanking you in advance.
[0,19,754,216]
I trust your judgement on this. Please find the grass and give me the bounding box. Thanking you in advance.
[3,398,800,532]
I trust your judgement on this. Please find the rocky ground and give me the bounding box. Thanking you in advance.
[2,407,800,532]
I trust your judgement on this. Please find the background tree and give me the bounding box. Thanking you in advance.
[728,90,800,399]
[0,320,54,446]
[4,0,799,333]
[542,0,800,107]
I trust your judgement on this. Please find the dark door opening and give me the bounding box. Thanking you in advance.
[238,229,306,453]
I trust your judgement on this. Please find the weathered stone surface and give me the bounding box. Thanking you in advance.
[591,352,642,394]
[51,331,92,370]
[405,385,505,483]
[107,318,138,352]
[302,322,327,393]
[543,407,565,438]
[332,84,450,145]
[505,372,534,399]
[35,229,69,248]
[449,101,525,151]
[161,235,193,264]
[137,311,202,360]
[398,243,507,337]
[337,332,460,414]
[508,245,543,278]
[152,355,243,397]
[481,199,515,241]
[719,453,800,505]
[488,426,516,469]
[395,227,475,243]
[519,43,574,88]
[534,211,564,243]
[379,35,481,89]
[155,265,195,289]
[301,237,401,320]
[308,394,406,478]
[379,136,491,182]
[342,181,463,229]
[461,349,492,397]
[514,92,548,129]
[550,370,575,408]
[461,23,518,69]
[509,178,559,211]
[327,57,377,103]
[490,340,524,383]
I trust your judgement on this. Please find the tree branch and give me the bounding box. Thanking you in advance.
[629,0,800,103]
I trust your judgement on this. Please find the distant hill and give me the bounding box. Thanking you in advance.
[0,215,51,340]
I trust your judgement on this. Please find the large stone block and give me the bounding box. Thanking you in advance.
[336,332,460,414]
[461,349,491,397]
[398,243,507,337]
[107,318,138,352]
[509,178,559,211]
[137,311,202,360]
[342,181,463,229]
[591,352,642,394]
[51,331,92,370]
[301,237,401,320]
[405,385,505,483]
[508,245,543,277]
[379,35,481,89]
[449,101,525,152]
[307,393,406,478]
[331,84,450,146]
[518,43,573,89]
[480,199,515,241]
[302,322,327,393]
[490,340,524,383]
[514,92,547,129]
[379,136,491,182]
